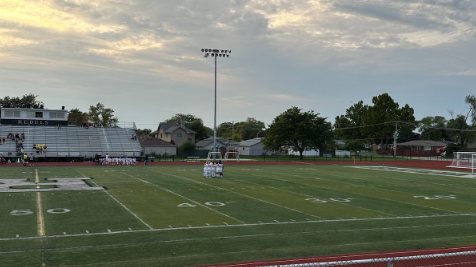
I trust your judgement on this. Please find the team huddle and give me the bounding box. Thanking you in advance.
[203,160,224,178]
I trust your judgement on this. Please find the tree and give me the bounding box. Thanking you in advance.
[418,116,448,141]
[136,128,152,139]
[263,107,333,160]
[235,118,265,140]
[361,93,416,148]
[334,101,367,140]
[166,114,210,141]
[68,108,88,126]
[0,94,44,115]
[88,102,118,127]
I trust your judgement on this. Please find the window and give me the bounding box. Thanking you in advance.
[176,133,182,138]
[35,112,43,118]
[50,112,65,119]
[27,112,36,118]
[4,111,20,117]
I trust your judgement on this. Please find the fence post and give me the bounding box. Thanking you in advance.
[387,259,394,267]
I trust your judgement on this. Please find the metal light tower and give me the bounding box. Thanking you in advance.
[201,48,231,155]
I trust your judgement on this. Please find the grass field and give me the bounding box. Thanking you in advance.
[1,164,476,267]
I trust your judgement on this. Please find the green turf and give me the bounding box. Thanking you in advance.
[0,165,476,266]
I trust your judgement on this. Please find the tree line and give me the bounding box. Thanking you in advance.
[1,93,475,159]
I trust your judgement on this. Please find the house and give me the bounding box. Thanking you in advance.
[141,138,177,156]
[236,138,272,156]
[195,137,230,150]
[395,140,450,156]
[152,121,196,147]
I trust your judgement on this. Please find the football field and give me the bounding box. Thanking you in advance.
[1,164,476,266]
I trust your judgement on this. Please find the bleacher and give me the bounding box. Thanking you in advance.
[0,125,142,161]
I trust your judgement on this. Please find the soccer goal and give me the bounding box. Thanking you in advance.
[448,152,476,174]
[224,151,240,162]
[206,152,222,164]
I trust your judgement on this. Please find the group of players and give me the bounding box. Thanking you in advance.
[203,160,224,178]
[96,154,137,166]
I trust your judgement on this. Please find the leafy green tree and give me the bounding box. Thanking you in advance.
[68,108,88,126]
[361,93,416,148]
[263,107,333,160]
[0,94,44,116]
[88,102,118,127]
[447,114,473,148]
[178,141,196,155]
[344,140,366,153]
[334,101,367,140]
[136,128,152,139]
[235,118,265,140]
[418,116,448,141]
[166,114,210,141]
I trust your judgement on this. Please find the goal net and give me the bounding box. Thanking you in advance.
[206,152,223,164]
[224,151,239,162]
[448,152,476,173]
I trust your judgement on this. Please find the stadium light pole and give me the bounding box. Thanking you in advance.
[201,48,231,155]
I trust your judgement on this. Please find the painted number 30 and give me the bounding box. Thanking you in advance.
[10,208,70,216]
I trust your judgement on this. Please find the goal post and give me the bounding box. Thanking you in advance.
[206,152,223,164]
[448,152,476,174]
[224,151,239,162]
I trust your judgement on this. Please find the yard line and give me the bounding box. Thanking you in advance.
[74,170,153,230]
[35,169,45,237]
[119,172,245,224]
[231,172,396,217]
[0,213,474,242]
[265,170,456,214]
[152,170,323,220]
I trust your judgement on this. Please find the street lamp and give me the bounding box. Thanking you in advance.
[201,48,231,155]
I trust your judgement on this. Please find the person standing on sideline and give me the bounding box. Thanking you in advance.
[29,153,34,167]
[144,154,149,165]
[23,153,28,166]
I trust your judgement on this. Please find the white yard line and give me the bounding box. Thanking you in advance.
[75,170,153,230]
[232,172,397,217]
[0,213,475,244]
[267,170,458,214]
[152,170,323,220]
[35,169,45,237]
[120,172,245,224]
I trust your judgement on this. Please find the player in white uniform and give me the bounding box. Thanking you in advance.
[216,160,223,177]
[203,163,208,177]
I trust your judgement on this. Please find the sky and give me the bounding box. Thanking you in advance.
[0,0,475,130]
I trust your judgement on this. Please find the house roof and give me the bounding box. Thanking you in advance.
[196,137,230,147]
[141,138,176,147]
[237,138,263,147]
[158,122,196,134]
[397,140,448,147]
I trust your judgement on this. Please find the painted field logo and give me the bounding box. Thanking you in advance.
[0,178,104,193]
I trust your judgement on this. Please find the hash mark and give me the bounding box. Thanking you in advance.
[223,222,229,225]
[107,229,111,233]
[206,223,210,226]
[16,234,19,238]
[86,230,89,234]
[63,232,66,235]
[168,225,173,228]
[128,228,132,231]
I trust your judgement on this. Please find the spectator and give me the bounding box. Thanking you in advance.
[21,133,25,140]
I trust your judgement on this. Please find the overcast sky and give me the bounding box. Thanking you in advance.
[1,0,475,130]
